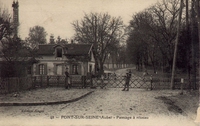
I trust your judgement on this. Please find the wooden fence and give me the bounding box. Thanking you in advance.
[32,75,91,88]
[152,77,199,90]
[0,77,33,94]
[0,75,92,94]
[0,74,198,94]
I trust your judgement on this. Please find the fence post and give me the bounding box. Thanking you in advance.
[47,76,49,87]
[57,76,60,86]
[90,74,93,88]
[31,76,34,89]
[70,76,72,88]
[7,78,10,93]
[64,76,67,89]
[40,75,43,87]
[150,75,153,90]
[82,76,86,88]
[108,73,110,87]
[100,75,104,89]
[180,78,184,95]
[17,77,20,92]
[33,76,36,89]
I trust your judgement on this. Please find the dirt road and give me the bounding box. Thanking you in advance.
[0,68,198,126]
[0,88,197,126]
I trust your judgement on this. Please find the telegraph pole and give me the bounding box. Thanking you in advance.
[195,0,200,123]
[185,0,192,90]
[171,0,184,89]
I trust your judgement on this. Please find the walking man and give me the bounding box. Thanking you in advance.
[122,69,132,91]
[65,67,70,89]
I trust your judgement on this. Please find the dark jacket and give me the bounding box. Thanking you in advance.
[126,71,132,82]
[65,71,69,77]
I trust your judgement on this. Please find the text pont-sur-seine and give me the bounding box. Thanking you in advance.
[59,115,149,120]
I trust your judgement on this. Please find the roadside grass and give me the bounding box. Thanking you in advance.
[166,90,198,120]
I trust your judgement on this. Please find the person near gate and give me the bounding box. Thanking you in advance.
[65,67,71,89]
[122,69,132,91]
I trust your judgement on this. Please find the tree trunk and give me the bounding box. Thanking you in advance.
[197,0,200,89]
[195,0,200,123]
[99,61,104,76]
[191,0,197,90]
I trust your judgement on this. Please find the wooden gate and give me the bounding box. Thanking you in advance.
[91,74,152,89]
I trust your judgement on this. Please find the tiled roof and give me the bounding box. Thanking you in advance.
[37,44,55,55]
[65,44,92,56]
[37,44,92,56]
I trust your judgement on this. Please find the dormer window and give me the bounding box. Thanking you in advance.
[56,48,62,57]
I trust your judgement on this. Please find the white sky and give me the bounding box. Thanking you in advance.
[1,0,160,41]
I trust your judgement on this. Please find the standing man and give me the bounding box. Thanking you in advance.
[65,67,70,89]
[122,69,132,91]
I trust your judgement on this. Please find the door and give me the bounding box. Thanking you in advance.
[89,64,92,73]
[57,65,62,75]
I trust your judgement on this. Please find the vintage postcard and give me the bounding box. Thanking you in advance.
[0,0,199,126]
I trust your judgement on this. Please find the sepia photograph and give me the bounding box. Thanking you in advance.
[0,0,199,126]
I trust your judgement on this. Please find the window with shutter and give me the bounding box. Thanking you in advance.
[78,64,81,75]
[36,64,39,75]
[44,64,47,75]
[27,66,32,75]
[56,48,62,57]
[39,64,45,75]
[72,64,78,75]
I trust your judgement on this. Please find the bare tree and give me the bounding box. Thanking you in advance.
[148,0,181,70]
[127,0,182,73]
[72,12,125,75]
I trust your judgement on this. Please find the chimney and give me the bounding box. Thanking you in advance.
[57,36,61,43]
[71,39,74,44]
[12,0,19,37]
[65,38,68,44]
[49,34,55,44]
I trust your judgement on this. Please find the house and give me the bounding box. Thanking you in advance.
[33,43,95,76]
